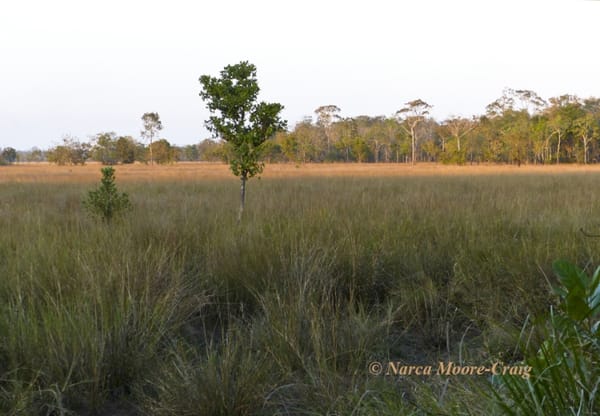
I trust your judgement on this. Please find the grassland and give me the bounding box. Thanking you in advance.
[1,163,599,415]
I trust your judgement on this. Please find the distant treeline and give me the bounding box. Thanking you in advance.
[3,88,600,166]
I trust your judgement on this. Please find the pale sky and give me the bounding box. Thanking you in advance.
[1,0,598,150]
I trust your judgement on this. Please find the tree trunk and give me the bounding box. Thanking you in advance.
[556,131,561,164]
[411,126,417,165]
[238,175,247,223]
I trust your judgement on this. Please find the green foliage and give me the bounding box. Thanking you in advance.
[135,141,149,164]
[47,136,90,165]
[352,137,371,162]
[490,260,600,415]
[1,147,17,164]
[197,139,230,162]
[199,61,287,180]
[46,145,72,165]
[267,89,600,165]
[83,167,131,223]
[553,260,600,324]
[181,144,200,161]
[23,147,45,163]
[91,133,142,165]
[115,135,137,164]
[91,131,118,165]
[259,139,284,163]
[149,138,175,164]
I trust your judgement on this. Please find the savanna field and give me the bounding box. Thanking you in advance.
[1,163,599,415]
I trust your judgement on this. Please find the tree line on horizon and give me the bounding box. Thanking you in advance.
[273,89,600,165]
[2,88,600,166]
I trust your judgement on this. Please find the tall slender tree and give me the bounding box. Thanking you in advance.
[141,112,163,165]
[396,99,432,164]
[546,95,580,164]
[315,105,341,154]
[574,111,597,164]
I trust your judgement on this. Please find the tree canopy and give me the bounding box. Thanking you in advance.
[199,61,286,180]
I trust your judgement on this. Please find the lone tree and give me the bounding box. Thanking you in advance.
[141,112,163,165]
[199,61,286,221]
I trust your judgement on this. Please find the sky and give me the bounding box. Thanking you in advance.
[1,0,599,150]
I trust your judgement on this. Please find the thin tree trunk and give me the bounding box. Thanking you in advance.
[150,136,153,166]
[410,125,417,165]
[556,132,561,164]
[238,175,247,223]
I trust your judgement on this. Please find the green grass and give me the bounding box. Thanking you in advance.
[1,172,599,414]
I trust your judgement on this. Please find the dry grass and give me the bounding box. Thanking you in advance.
[3,162,600,183]
[0,162,232,183]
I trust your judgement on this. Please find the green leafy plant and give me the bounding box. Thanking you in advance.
[553,260,600,328]
[199,61,287,222]
[490,260,600,415]
[83,167,131,223]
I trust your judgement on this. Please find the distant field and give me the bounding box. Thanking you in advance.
[1,163,599,415]
[3,161,600,183]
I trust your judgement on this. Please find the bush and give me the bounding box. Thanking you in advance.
[83,167,131,223]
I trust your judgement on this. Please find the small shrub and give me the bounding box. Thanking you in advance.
[83,167,131,223]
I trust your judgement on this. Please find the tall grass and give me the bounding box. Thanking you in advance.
[1,169,599,414]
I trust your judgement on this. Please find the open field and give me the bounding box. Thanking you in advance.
[4,161,600,183]
[1,163,599,415]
